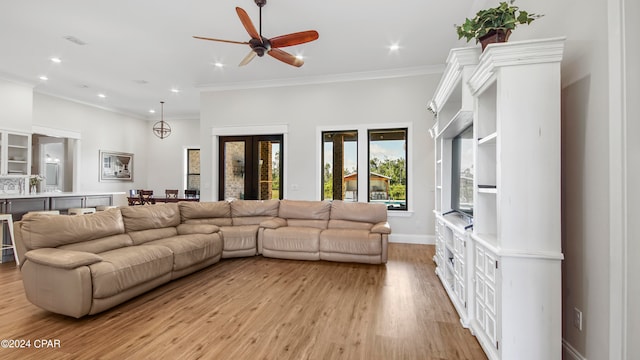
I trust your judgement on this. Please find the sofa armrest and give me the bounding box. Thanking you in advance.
[371,221,391,234]
[260,217,288,229]
[25,248,102,269]
[177,223,220,235]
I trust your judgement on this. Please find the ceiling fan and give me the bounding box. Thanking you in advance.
[193,0,319,67]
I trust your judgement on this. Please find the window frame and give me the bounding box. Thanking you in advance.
[186,148,200,191]
[367,128,408,211]
[321,130,359,201]
[316,123,413,215]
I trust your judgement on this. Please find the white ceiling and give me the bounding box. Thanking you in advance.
[0,0,482,120]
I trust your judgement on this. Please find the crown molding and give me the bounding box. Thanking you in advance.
[196,65,444,92]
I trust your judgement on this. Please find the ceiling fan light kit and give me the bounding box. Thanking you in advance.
[194,0,318,67]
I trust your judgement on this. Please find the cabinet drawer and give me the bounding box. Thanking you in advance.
[50,196,84,210]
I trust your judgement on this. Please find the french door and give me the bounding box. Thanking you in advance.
[218,135,283,201]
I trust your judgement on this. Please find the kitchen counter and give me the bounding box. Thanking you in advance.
[0,191,125,199]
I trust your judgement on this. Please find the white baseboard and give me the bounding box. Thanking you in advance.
[562,339,587,360]
[389,234,434,245]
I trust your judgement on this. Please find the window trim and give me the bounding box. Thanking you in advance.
[316,122,413,212]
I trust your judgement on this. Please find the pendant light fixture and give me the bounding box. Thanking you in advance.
[152,101,171,139]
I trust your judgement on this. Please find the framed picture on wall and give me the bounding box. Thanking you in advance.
[99,150,133,181]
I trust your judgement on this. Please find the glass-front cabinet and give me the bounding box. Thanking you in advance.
[0,130,31,176]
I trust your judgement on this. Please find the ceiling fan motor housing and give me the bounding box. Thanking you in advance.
[250,37,271,56]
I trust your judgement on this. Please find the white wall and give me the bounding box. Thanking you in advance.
[624,0,640,356]
[200,74,440,241]
[0,78,33,132]
[32,93,149,205]
[145,118,200,197]
[512,0,610,358]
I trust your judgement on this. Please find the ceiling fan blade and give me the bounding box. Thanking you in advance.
[270,30,319,48]
[239,50,257,67]
[268,48,304,67]
[192,36,249,45]
[235,7,261,41]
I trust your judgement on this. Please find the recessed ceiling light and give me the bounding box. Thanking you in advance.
[50,57,62,63]
[39,75,48,81]
[389,43,400,52]
[98,93,106,98]
[171,88,180,93]
[214,62,224,68]
[149,109,156,114]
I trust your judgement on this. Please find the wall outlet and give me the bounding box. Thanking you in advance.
[573,307,583,331]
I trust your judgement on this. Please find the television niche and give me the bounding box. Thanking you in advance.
[450,126,474,217]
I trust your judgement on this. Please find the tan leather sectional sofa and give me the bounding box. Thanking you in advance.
[13,199,390,318]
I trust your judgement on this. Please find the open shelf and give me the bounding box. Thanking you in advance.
[478,187,497,194]
[478,132,497,145]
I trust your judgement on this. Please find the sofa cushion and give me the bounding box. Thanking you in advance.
[25,248,103,269]
[320,229,382,255]
[121,203,180,232]
[183,218,233,227]
[20,209,125,250]
[143,233,222,271]
[231,199,279,217]
[327,219,374,231]
[220,225,259,251]
[179,201,231,223]
[278,200,331,221]
[287,219,329,230]
[59,234,134,254]
[176,223,219,235]
[90,245,173,299]
[262,227,321,253]
[128,228,179,245]
[329,200,387,223]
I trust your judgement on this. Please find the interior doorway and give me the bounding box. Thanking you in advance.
[218,135,283,201]
[31,134,76,192]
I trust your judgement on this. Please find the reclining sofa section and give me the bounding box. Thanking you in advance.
[13,199,390,318]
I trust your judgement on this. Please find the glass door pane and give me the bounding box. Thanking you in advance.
[219,135,283,201]
[258,140,280,200]
[223,140,246,200]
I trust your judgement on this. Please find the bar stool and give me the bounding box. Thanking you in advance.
[68,208,96,215]
[0,214,19,265]
[96,205,117,211]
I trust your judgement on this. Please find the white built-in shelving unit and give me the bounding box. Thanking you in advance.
[429,46,480,327]
[429,38,565,360]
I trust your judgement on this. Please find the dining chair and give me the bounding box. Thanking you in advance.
[128,196,143,206]
[139,190,155,205]
[184,189,198,199]
[165,189,179,199]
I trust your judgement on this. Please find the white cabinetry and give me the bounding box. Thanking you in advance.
[0,130,31,176]
[430,38,565,360]
[430,46,480,327]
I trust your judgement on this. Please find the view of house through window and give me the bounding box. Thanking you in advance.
[368,128,407,210]
[186,148,200,192]
[322,131,358,201]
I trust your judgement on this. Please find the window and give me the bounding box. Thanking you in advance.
[186,148,200,191]
[368,128,407,210]
[321,130,358,201]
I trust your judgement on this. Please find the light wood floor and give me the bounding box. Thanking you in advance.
[0,244,486,360]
